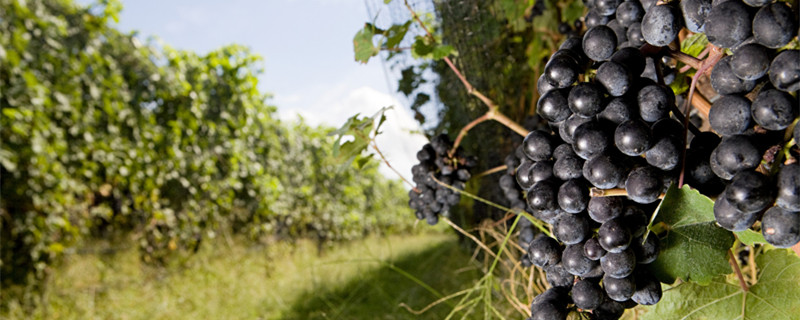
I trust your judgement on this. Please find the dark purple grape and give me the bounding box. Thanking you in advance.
[713,196,758,231]
[554,154,585,180]
[604,273,636,302]
[616,1,644,27]
[632,235,660,264]
[584,236,607,260]
[599,97,636,125]
[768,50,800,92]
[627,22,645,47]
[571,279,605,310]
[708,95,751,136]
[625,166,663,204]
[637,84,674,123]
[777,163,800,211]
[607,19,628,44]
[730,43,770,81]
[538,88,572,123]
[523,130,555,161]
[596,61,633,97]
[751,89,797,131]
[517,160,536,190]
[632,272,662,305]
[545,263,576,288]
[554,213,591,245]
[583,26,618,62]
[710,56,757,95]
[641,4,681,47]
[611,47,646,77]
[710,135,761,179]
[588,196,625,223]
[563,242,600,276]
[598,218,632,253]
[622,205,648,238]
[704,0,752,48]
[529,234,563,268]
[569,82,606,117]
[573,121,611,160]
[558,179,591,213]
[559,113,594,144]
[615,119,652,156]
[601,247,636,278]
[586,9,612,28]
[528,181,559,213]
[530,161,555,183]
[545,53,580,89]
[725,171,774,214]
[753,2,798,49]
[645,136,681,171]
[680,0,711,33]
[762,206,800,248]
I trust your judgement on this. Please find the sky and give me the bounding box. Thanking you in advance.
[78,0,429,183]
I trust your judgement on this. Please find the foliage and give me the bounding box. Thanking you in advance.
[642,249,800,320]
[0,0,412,304]
[647,185,735,285]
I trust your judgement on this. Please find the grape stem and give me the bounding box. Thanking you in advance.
[402,0,529,156]
[589,188,665,199]
[354,130,419,192]
[678,45,725,188]
[728,249,749,292]
[475,165,508,178]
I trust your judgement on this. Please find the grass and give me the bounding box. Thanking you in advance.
[2,232,485,320]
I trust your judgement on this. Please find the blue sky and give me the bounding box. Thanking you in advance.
[79,0,429,182]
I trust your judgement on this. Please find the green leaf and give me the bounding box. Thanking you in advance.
[681,33,708,57]
[431,44,455,60]
[647,184,735,285]
[736,229,767,246]
[562,0,585,24]
[354,24,380,63]
[384,21,411,49]
[642,249,800,320]
[329,107,392,164]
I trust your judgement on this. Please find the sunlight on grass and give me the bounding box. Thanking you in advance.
[2,232,481,320]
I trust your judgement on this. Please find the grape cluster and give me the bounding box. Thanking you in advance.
[408,134,477,225]
[522,0,799,318]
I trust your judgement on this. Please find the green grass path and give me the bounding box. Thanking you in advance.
[3,233,482,320]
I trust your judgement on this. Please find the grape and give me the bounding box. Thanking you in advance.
[730,44,770,81]
[777,163,800,211]
[598,218,632,253]
[532,287,570,310]
[545,263,576,288]
[538,88,572,123]
[625,166,663,204]
[753,2,798,49]
[761,206,800,248]
[708,95,751,136]
[586,9,611,28]
[632,272,662,305]
[559,114,594,144]
[710,56,757,95]
[704,0,752,48]
[751,89,797,131]
[725,171,774,214]
[584,153,626,189]
[796,121,800,144]
[637,84,673,123]
[588,196,625,223]
[599,97,636,125]
[743,0,772,7]
[573,121,612,160]
[529,234,563,268]
[641,4,681,47]
[528,181,560,212]
[563,242,600,276]
[517,160,536,190]
[558,179,591,213]
[594,299,626,319]
[554,212,591,245]
[607,19,629,44]
[530,301,568,320]
[569,82,606,117]
[611,47,646,77]
[601,247,636,278]
[622,206,648,238]
[680,0,711,33]
[554,153,585,180]
[713,196,758,231]
[545,53,580,88]
[523,130,555,161]
[640,0,657,11]
[583,26,618,62]
[710,135,761,179]
[631,235,660,264]
[559,22,573,35]
[603,273,636,302]
[554,143,577,160]
[571,279,605,310]
[627,22,645,47]
[768,50,800,92]
[616,1,644,27]
[538,74,557,97]
[530,161,555,183]
[645,136,681,171]
[615,119,652,156]
[596,61,633,97]
[583,236,607,260]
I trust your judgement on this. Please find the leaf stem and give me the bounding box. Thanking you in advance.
[728,248,749,292]
[355,130,419,192]
[589,188,665,199]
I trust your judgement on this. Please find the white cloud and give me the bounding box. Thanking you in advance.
[279,86,428,186]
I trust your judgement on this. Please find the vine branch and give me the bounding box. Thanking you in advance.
[728,249,749,292]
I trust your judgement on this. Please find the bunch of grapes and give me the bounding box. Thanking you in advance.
[409,134,477,225]
[519,0,798,319]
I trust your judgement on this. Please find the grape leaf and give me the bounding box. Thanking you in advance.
[354,24,380,63]
[330,107,391,166]
[736,229,767,247]
[647,184,735,285]
[642,249,800,320]
[681,33,708,58]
